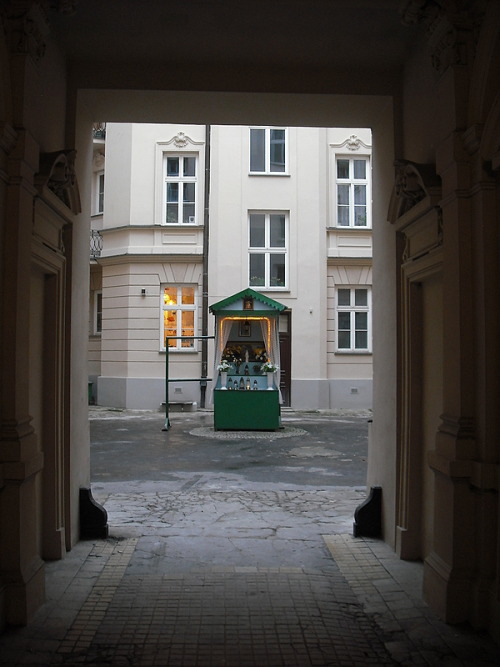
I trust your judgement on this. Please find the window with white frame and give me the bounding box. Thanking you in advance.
[250,127,287,174]
[249,212,288,289]
[93,171,104,215]
[164,155,197,224]
[336,157,370,227]
[336,287,371,352]
[94,291,102,335]
[161,285,196,350]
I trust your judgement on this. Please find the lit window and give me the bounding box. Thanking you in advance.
[249,212,288,289]
[336,157,370,227]
[336,287,371,352]
[161,285,196,350]
[250,128,287,174]
[164,155,197,224]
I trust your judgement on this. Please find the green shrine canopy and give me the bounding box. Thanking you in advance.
[210,288,285,404]
[210,288,286,318]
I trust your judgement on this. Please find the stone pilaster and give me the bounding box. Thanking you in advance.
[0,127,45,625]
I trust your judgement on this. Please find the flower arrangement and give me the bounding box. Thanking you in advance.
[261,361,279,373]
[254,347,267,362]
[222,345,242,363]
[217,360,231,373]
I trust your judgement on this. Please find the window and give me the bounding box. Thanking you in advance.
[93,171,104,215]
[161,285,196,350]
[336,157,370,227]
[336,287,371,352]
[97,172,105,213]
[164,155,197,224]
[250,128,287,174]
[94,291,102,335]
[249,212,288,289]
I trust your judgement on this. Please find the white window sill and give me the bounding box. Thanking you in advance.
[328,226,371,231]
[162,223,200,227]
[335,350,372,355]
[248,172,290,177]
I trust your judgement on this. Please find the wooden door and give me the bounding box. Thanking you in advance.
[278,311,291,406]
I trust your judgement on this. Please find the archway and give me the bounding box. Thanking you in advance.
[72,89,399,543]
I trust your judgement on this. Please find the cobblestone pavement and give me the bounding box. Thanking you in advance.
[1,409,499,665]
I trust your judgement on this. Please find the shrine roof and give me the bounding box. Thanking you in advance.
[209,288,286,313]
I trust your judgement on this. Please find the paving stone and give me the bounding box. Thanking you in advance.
[2,411,500,665]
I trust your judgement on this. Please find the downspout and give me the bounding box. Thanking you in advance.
[200,124,211,408]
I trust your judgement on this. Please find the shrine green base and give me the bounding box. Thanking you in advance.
[214,389,281,431]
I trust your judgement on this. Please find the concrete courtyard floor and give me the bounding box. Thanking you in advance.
[1,407,499,665]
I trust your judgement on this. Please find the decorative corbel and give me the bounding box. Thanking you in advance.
[400,0,485,74]
[388,160,441,222]
[35,149,81,214]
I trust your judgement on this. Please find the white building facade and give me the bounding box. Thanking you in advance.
[89,123,373,411]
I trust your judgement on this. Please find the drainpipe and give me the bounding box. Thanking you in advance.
[200,124,211,408]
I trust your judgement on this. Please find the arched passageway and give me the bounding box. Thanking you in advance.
[75,88,398,516]
[1,0,499,646]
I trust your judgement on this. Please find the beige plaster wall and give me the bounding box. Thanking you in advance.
[71,113,94,544]
[210,125,327,383]
[366,99,398,545]
[209,124,373,405]
[102,124,133,229]
[92,119,376,409]
[97,259,204,408]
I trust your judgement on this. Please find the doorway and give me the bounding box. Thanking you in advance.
[278,311,291,407]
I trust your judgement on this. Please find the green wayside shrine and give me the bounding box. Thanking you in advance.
[210,288,286,430]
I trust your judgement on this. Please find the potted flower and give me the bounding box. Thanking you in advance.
[261,361,279,390]
[217,360,231,373]
[217,359,231,389]
[261,361,279,373]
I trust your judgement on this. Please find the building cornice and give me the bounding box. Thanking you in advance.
[327,257,372,266]
[96,253,203,266]
[100,224,204,233]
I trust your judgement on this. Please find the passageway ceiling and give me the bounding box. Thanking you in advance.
[50,0,418,95]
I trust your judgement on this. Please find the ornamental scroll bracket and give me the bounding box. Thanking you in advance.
[35,149,81,214]
[329,134,371,152]
[161,132,205,149]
